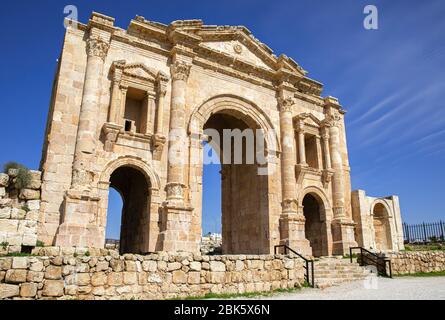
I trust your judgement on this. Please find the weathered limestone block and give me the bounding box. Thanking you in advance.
[168,262,182,271]
[11,208,26,220]
[142,260,157,272]
[26,200,40,211]
[91,272,107,286]
[45,266,62,280]
[172,270,187,284]
[95,261,109,271]
[5,269,27,283]
[20,282,38,297]
[123,272,138,285]
[76,273,91,286]
[209,261,226,272]
[0,283,19,299]
[42,280,64,297]
[0,220,18,233]
[0,187,5,198]
[12,257,28,269]
[0,173,9,187]
[26,171,42,190]
[27,271,44,282]
[188,272,200,284]
[189,261,201,271]
[19,189,40,200]
[0,207,11,219]
[22,234,37,246]
[107,273,123,286]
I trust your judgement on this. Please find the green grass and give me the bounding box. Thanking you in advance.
[0,252,36,257]
[403,244,445,252]
[170,283,310,300]
[395,270,445,277]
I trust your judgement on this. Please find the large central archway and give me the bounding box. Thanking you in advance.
[190,95,279,254]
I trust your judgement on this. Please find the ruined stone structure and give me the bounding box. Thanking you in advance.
[38,12,404,257]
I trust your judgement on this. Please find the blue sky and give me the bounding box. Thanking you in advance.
[0,1,444,239]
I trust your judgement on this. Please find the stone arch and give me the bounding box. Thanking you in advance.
[97,156,161,254]
[99,156,160,192]
[188,94,281,154]
[189,94,278,254]
[299,186,332,257]
[371,199,393,251]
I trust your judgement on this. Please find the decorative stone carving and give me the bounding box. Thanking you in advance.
[102,123,122,152]
[165,182,186,200]
[170,61,191,81]
[323,113,342,128]
[278,96,295,112]
[71,169,94,190]
[151,134,166,161]
[281,198,298,213]
[86,38,109,60]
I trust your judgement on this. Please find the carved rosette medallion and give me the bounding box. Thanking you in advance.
[171,61,191,81]
[86,38,110,60]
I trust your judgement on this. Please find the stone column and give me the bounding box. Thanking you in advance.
[297,126,307,165]
[325,111,357,254]
[327,115,345,218]
[315,136,323,169]
[119,86,128,127]
[321,127,332,170]
[71,37,109,190]
[144,93,156,135]
[155,73,168,135]
[165,60,191,204]
[55,36,109,248]
[160,59,197,253]
[108,70,122,124]
[278,97,312,256]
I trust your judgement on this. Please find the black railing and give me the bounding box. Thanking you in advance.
[403,221,445,243]
[274,244,315,287]
[349,247,392,278]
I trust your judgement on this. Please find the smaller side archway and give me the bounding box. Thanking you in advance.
[98,157,161,254]
[299,187,332,257]
[371,201,393,251]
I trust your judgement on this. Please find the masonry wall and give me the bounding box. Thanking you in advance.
[388,251,445,275]
[0,251,305,300]
[0,170,41,254]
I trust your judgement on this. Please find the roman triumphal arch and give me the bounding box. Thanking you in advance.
[38,12,404,256]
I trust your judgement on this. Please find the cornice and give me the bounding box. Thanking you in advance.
[71,12,326,98]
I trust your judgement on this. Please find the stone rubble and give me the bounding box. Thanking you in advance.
[0,170,41,254]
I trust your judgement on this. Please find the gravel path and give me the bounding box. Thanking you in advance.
[259,277,445,300]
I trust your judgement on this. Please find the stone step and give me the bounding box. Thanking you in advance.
[311,259,374,289]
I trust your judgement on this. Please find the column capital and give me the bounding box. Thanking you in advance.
[322,113,342,128]
[170,60,191,81]
[86,37,109,61]
[278,96,295,113]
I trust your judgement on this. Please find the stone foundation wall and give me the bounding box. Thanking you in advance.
[388,251,445,275]
[0,250,305,300]
[0,170,41,254]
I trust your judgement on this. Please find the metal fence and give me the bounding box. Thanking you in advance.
[403,221,445,243]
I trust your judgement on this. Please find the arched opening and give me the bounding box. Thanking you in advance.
[373,203,392,251]
[107,165,151,254]
[302,193,327,257]
[202,112,269,254]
